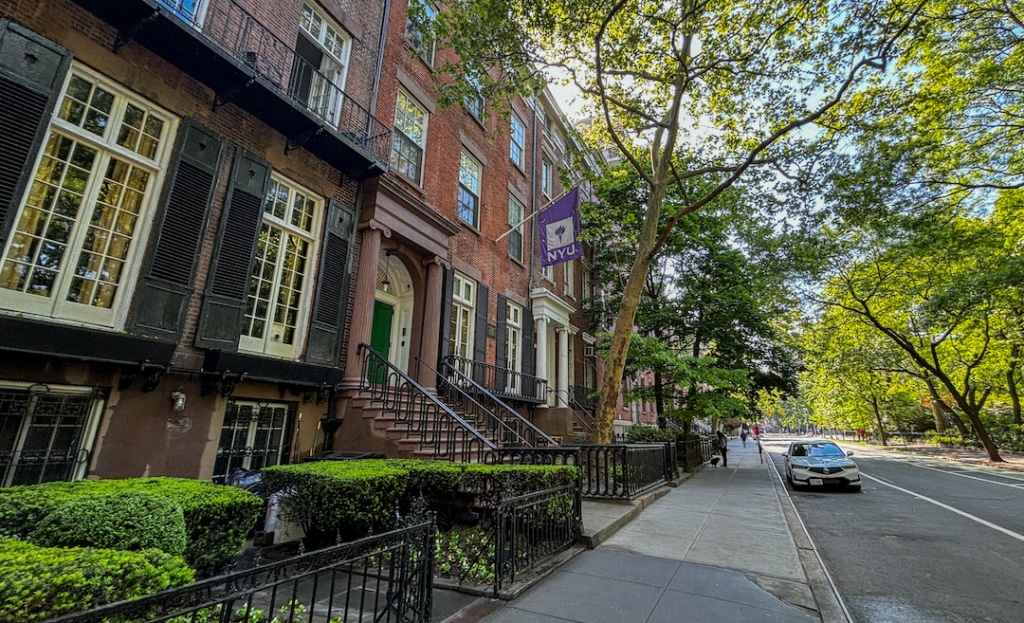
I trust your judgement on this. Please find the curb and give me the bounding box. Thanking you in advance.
[766,454,853,623]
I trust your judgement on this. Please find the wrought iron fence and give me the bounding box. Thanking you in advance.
[700,435,713,463]
[494,447,583,527]
[577,444,668,499]
[156,0,390,164]
[50,516,436,623]
[443,355,547,404]
[359,344,497,463]
[494,483,579,593]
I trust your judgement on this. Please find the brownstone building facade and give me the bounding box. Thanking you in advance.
[0,0,598,487]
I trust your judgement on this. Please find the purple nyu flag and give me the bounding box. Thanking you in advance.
[538,187,583,267]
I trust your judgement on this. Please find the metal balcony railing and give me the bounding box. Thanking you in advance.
[443,355,548,404]
[162,0,389,163]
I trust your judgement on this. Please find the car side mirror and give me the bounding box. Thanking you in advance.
[847,451,854,457]
[782,453,788,458]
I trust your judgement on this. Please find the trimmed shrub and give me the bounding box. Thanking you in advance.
[29,492,187,557]
[0,478,261,577]
[262,461,410,548]
[0,539,193,622]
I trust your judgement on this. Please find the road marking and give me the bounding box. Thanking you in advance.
[901,461,1024,489]
[863,454,1024,488]
[861,473,1024,544]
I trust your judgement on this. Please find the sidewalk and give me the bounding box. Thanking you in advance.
[853,440,1024,472]
[446,438,839,623]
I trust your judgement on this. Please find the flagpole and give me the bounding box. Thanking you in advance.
[494,185,579,243]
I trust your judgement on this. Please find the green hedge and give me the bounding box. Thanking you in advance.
[262,461,410,548]
[0,478,261,577]
[0,539,193,622]
[30,492,187,557]
[263,460,579,544]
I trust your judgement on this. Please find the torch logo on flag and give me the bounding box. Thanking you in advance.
[538,187,583,267]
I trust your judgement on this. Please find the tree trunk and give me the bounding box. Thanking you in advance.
[654,370,666,429]
[1007,344,1022,425]
[871,397,887,446]
[595,181,668,444]
[924,376,967,435]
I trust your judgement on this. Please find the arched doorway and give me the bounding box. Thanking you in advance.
[370,251,414,377]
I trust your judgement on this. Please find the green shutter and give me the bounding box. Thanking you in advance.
[438,267,455,364]
[194,151,271,350]
[127,120,224,339]
[305,198,356,365]
[0,21,70,246]
[473,283,489,384]
[521,309,535,378]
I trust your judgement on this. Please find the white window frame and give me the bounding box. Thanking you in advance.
[510,113,525,168]
[0,65,176,328]
[457,150,482,229]
[0,381,104,487]
[391,90,427,185]
[505,301,522,392]
[212,399,293,483]
[563,261,574,298]
[450,273,475,371]
[542,264,553,282]
[239,174,323,360]
[158,0,210,27]
[582,267,592,302]
[507,194,524,262]
[297,3,352,127]
[541,155,553,198]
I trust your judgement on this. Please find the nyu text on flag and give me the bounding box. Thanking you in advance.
[538,186,583,267]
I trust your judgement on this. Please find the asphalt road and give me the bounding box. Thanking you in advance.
[762,437,1024,623]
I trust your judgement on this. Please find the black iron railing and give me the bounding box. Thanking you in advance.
[494,483,579,593]
[561,387,597,435]
[359,344,497,463]
[570,385,598,411]
[494,447,583,527]
[51,516,436,623]
[155,0,390,164]
[443,355,547,404]
[432,359,558,449]
[577,444,668,499]
[700,435,713,463]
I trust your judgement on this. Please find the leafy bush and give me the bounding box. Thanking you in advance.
[0,478,261,577]
[0,539,193,622]
[626,427,679,443]
[262,461,410,548]
[434,526,495,584]
[30,492,187,557]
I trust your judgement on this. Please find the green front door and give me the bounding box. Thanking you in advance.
[369,301,394,384]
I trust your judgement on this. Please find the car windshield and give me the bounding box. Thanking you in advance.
[791,443,845,458]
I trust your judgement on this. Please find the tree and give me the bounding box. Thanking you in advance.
[582,164,799,430]
[427,0,925,442]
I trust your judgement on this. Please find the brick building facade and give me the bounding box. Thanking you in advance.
[0,0,601,487]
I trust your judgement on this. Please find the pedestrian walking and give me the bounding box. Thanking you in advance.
[716,430,729,467]
[752,424,760,439]
[740,427,748,448]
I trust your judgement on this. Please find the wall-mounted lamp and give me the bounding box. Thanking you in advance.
[170,388,187,412]
[380,252,392,294]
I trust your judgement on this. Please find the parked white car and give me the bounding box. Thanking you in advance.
[783,440,861,491]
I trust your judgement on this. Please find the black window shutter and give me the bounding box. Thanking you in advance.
[127,121,223,340]
[473,283,489,378]
[522,308,535,378]
[195,151,271,350]
[0,21,70,246]
[305,198,356,365]
[495,295,507,370]
[438,267,455,364]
